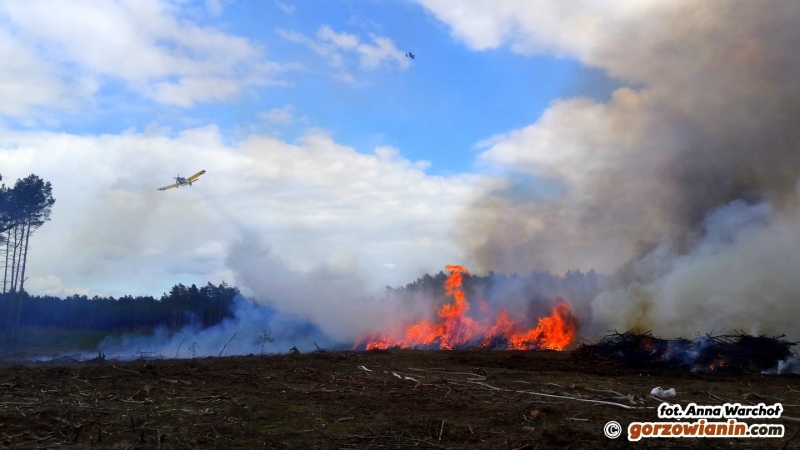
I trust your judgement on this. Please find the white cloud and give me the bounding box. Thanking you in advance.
[150,76,245,107]
[25,275,92,298]
[0,0,284,115]
[277,28,341,65]
[205,0,223,16]
[317,25,359,49]
[279,24,409,83]
[0,127,488,306]
[332,71,357,85]
[0,28,97,119]
[274,1,294,15]
[356,35,408,69]
[416,0,657,70]
[259,105,295,124]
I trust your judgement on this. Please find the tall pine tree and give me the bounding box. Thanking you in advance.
[0,174,55,349]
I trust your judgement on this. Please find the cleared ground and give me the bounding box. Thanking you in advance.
[1,350,799,449]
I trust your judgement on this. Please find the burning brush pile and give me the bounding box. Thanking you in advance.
[354,265,579,351]
[572,330,798,374]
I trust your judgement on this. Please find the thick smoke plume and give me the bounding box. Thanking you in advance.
[442,1,800,340]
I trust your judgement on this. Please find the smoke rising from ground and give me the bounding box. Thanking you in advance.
[224,229,439,342]
[98,296,337,359]
[420,1,800,339]
[589,196,800,340]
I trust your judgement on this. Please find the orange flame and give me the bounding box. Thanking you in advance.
[356,265,578,351]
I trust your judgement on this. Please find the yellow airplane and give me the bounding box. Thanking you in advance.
[157,170,206,191]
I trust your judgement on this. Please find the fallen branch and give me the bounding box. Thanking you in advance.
[708,391,733,403]
[408,367,484,381]
[467,381,654,410]
[116,398,148,404]
[112,365,144,378]
[314,343,328,353]
[219,333,237,357]
[585,387,625,397]
[175,336,187,359]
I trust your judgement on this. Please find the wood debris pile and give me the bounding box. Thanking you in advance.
[571,330,797,374]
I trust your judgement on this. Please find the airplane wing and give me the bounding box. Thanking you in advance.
[187,170,206,181]
[157,183,179,191]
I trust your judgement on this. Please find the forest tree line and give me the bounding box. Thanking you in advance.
[0,282,240,333]
[386,268,606,317]
[0,269,603,336]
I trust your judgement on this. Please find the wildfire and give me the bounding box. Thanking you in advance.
[355,265,579,351]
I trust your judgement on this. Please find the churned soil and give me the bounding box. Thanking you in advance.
[0,349,799,449]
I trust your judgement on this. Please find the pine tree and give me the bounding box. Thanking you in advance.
[0,174,55,350]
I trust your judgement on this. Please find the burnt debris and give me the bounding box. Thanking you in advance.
[571,330,797,374]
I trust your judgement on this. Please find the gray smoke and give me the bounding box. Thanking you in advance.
[453,2,800,340]
[224,229,436,342]
[97,295,337,359]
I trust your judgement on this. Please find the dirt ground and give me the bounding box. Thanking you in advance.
[1,349,799,449]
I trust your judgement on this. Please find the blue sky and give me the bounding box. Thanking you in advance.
[13,1,620,174]
[3,1,799,341]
